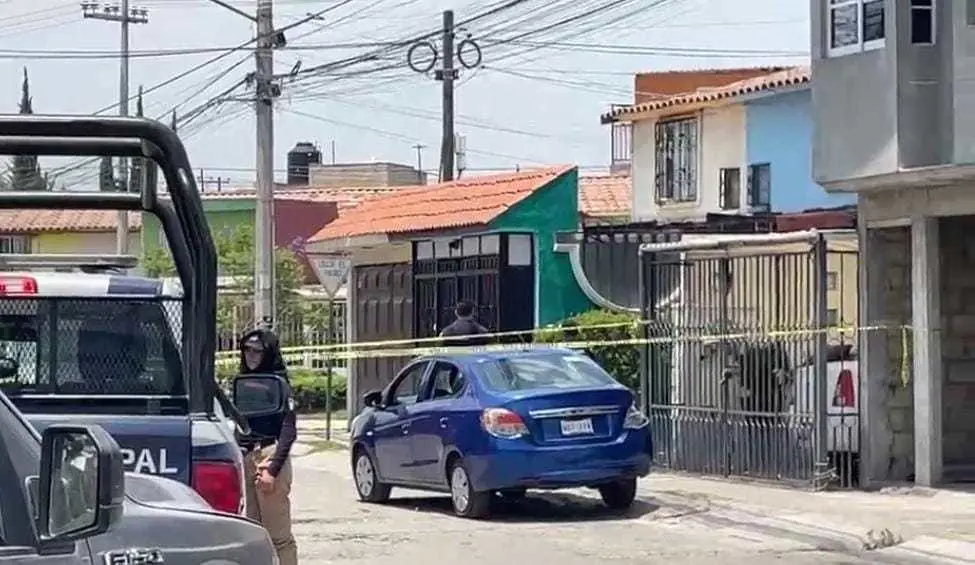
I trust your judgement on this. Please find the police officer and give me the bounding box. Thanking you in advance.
[238,327,298,565]
[439,300,490,346]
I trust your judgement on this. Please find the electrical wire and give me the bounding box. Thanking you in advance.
[281,107,551,166]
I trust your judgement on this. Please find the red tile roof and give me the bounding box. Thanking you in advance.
[603,66,810,123]
[633,67,789,104]
[579,175,630,219]
[0,209,142,234]
[309,166,574,243]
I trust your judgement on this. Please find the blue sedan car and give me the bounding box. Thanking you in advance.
[349,348,653,518]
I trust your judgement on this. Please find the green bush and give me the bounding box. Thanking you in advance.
[537,308,641,391]
[290,369,346,412]
[215,365,347,413]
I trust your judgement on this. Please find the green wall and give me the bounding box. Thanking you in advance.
[141,199,254,255]
[490,167,591,326]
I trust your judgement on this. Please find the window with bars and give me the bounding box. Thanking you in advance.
[747,163,771,211]
[654,117,698,203]
[718,167,741,210]
[0,236,30,254]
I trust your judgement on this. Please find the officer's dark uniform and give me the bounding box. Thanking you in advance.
[238,328,297,565]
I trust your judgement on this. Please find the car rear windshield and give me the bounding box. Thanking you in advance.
[480,353,617,392]
[0,298,184,395]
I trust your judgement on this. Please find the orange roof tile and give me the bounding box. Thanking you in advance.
[603,66,810,123]
[633,67,788,104]
[579,175,630,218]
[0,209,142,234]
[309,166,574,243]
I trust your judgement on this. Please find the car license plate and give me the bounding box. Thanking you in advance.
[560,418,594,436]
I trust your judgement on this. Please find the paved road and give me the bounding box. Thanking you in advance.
[289,447,962,565]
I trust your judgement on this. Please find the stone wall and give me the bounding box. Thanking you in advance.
[938,217,975,475]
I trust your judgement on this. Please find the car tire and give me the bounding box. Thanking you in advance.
[598,478,638,510]
[353,447,391,503]
[448,459,491,519]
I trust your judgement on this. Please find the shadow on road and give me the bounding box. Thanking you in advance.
[384,491,659,523]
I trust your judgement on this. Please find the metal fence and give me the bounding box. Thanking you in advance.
[215,299,348,370]
[640,233,860,489]
[0,297,185,395]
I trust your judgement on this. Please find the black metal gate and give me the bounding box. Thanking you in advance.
[640,233,860,488]
[413,234,534,340]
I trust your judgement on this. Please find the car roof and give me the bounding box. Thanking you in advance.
[423,347,580,365]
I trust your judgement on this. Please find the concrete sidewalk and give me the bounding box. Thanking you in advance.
[647,474,975,562]
[297,413,350,444]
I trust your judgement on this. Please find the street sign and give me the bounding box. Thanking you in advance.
[308,253,351,298]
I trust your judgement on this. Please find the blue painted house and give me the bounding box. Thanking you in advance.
[745,88,854,212]
[601,66,854,224]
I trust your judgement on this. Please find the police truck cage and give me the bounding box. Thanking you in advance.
[0,116,216,414]
[0,117,250,515]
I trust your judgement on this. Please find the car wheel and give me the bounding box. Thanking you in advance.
[598,478,638,510]
[498,488,527,501]
[353,448,391,503]
[449,459,491,518]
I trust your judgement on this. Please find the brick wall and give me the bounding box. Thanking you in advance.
[938,217,975,472]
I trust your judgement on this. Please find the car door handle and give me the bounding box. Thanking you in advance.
[401,423,410,435]
[439,417,448,429]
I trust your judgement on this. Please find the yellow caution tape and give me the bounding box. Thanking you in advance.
[214,324,913,367]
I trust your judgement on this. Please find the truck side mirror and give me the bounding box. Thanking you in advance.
[232,374,292,439]
[36,425,124,547]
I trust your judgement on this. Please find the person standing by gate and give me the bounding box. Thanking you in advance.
[238,328,298,565]
[439,300,491,347]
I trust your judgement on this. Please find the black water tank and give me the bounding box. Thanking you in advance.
[286,142,322,185]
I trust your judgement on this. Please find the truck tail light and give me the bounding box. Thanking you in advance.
[0,276,38,295]
[192,460,242,514]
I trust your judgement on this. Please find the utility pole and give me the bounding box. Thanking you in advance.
[407,10,480,183]
[82,1,149,255]
[412,143,425,184]
[439,10,455,182]
[255,0,277,327]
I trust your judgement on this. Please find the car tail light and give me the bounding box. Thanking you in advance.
[192,461,242,514]
[0,276,38,296]
[481,408,528,439]
[623,403,649,429]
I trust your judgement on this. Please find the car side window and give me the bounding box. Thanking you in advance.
[429,361,466,400]
[388,362,428,406]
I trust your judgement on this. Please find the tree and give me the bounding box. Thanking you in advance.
[8,68,48,191]
[129,85,146,194]
[141,223,305,331]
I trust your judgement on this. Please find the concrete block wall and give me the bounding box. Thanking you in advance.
[876,227,915,481]
[938,217,975,472]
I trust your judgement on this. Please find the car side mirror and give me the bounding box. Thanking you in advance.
[36,424,124,547]
[362,389,383,408]
[232,374,292,439]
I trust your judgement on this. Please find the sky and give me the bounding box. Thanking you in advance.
[0,0,809,190]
